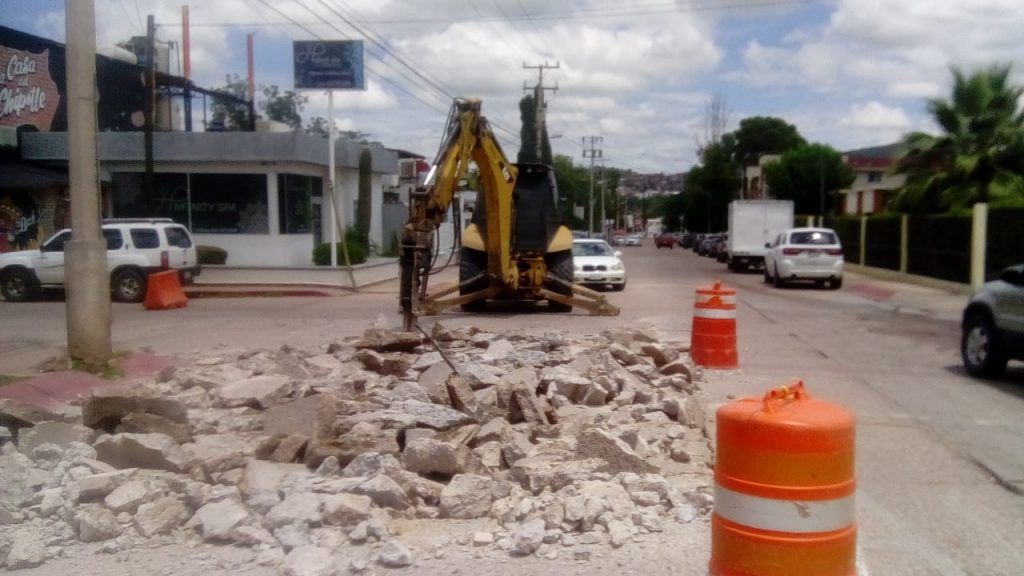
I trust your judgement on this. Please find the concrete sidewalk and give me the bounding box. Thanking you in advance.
[187,257,400,296]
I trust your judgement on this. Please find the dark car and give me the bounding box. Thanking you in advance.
[961,263,1024,378]
[655,233,676,249]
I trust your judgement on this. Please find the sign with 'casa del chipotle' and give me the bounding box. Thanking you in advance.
[0,46,59,131]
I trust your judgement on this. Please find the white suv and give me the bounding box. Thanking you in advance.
[0,218,200,303]
[764,227,844,290]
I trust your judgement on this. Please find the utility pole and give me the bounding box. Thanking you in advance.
[65,0,112,367]
[523,62,558,162]
[143,14,155,212]
[599,158,607,238]
[582,136,602,237]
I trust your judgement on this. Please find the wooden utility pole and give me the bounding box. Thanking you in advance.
[65,0,111,367]
[523,62,558,162]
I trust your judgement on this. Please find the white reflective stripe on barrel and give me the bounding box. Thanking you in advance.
[695,293,736,306]
[714,483,855,534]
[693,307,736,320]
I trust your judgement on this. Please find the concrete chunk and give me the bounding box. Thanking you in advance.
[94,433,188,472]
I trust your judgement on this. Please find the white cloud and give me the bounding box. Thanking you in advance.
[838,101,912,131]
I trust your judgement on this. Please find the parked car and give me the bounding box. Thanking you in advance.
[692,233,705,253]
[0,218,201,303]
[680,232,696,249]
[763,227,843,289]
[961,263,1024,378]
[572,238,626,291]
[715,233,729,262]
[624,234,643,247]
[698,233,720,257]
[655,233,676,249]
[611,235,627,246]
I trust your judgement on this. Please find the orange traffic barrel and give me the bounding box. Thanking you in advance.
[690,280,738,369]
[710,381,856,576]
[144,270,188,310]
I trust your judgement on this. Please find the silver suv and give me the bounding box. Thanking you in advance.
[961,263,1024,378]
[0,218,200,303]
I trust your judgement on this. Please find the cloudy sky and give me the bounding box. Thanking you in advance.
[5,0,1024,173]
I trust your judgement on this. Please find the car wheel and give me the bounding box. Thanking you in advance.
[763,267,772,284]
[1,268,37,302]
[544,249,574,313]
[961,313,1008,378]
[459,247,489,312]
[112,269,146,303]
[830,277,843,290]
[772,266,785,288]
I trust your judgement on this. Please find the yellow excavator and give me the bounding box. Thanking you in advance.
[399,98,619,330]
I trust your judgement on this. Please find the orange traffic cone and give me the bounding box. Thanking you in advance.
[143,270,188,310]
[690,280,738,369]
[710,381,857,576]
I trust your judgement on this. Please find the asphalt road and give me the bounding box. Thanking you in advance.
[2,241,1023,574]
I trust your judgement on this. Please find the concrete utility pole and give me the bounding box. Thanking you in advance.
[523,62,558,161]
[65,0,112,367]
[599,158,607,237]
[582,136,602,237]
[143,14,155,211]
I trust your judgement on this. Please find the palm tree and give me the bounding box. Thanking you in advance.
[893,65,1024,212]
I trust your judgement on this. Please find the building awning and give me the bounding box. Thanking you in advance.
[0,163,69,191]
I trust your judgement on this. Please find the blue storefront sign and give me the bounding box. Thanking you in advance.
[293,40,364,90]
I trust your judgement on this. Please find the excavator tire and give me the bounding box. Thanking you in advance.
[545,249,574,313]
[459,247,488,312]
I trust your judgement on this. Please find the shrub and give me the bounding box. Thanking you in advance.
[197,245,228,265]
[312,228,367,265]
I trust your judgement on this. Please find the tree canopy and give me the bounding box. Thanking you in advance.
[260,86,307,130]
[893,64,1024,212]
[731,116,806,166]
[763,144,854,215]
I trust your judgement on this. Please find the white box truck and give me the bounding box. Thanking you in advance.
[726,200,794,271]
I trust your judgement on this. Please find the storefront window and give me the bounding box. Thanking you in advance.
[191,174,268,233]
[278,175,321,234]
[112,172,268,233]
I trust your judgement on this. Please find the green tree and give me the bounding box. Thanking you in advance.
[683,142,741,232]
[552,154,589,229]
[305,116,331,138]
[355,148,373,249]
[517,93,554,165]
[518,94,539,164]
[210,74,250,130]
[763,144,854,216]
[260,85,307,129]
[731,116,806,167]
[893,64,1024,212]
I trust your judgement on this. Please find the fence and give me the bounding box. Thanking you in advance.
[833,204,1024,288]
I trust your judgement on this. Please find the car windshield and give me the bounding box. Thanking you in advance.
[573,242,613,257]
[790,231,838,245]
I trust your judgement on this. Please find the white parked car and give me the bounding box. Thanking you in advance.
[0,218,200,303]
[572,238,626,291]
[764,227,844,289]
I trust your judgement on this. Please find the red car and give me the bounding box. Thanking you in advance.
[655,233,676,249]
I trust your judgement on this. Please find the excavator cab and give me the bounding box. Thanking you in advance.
[468,164,562,254]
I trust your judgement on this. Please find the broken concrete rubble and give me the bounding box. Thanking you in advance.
[0,326,712,572]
